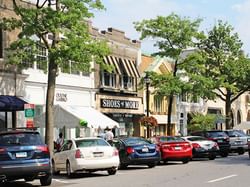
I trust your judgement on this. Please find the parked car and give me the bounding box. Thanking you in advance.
[52,137,119,177]
[113,137,160,169]
[191,130,230,157]
[150,136,192,164]
[224,130,249,155]
[0,129,52,186]
[182,136,219,160]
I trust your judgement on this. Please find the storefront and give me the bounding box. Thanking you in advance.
[96,94,144,137]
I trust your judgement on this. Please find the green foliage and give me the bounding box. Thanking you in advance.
[188,113,218,132]
[134,13,203,59]
[1,0,110,73]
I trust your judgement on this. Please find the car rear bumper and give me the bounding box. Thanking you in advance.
[73,156,120,171]
[123,155,160,165]
[0,159,51,180]
[161,149,192,160]
[193,149,219,158]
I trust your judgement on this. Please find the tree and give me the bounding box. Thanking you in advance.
[188,113,217,133]
[182,21,250,129]
[134,13,203,135]
[0,0,110,153]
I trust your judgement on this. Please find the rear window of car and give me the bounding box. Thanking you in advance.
[225,130,246,137]
[0,132,43,146]
[206,131,227,138]
[75,139,109,148]
[160,136,184,142]
[123,138,151,146]
[187,136,207,141]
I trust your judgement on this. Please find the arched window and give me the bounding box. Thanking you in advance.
[237,110,241,125]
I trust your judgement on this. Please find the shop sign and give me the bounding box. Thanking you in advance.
[24,104,35,118]
[101,99,139,110]
[56,93,67,102]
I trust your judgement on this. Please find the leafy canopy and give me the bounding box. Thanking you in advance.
[1,0,110,72]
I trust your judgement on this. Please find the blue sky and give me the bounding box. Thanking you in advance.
[92,0,250,55]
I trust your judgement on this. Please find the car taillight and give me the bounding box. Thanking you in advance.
[113,148,119,156]
[192,143,201,148]
[0,148,6,153]
[162,144,171,149]
[36,146,49,153]
[75,149,83,158]
[213,142,219,148]
[126,147,135,154]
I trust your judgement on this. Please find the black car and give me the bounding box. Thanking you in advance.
[0,129,52,186]
[113,137,161,169]
[191,130,230,157]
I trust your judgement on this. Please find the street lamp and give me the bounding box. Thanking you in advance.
[144,73,150,138]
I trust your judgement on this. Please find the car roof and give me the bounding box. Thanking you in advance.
[0,130,39,135]
[72,137,104,141]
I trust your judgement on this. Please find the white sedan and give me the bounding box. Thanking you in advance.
[52,137,120,177]
[182,136,219,160]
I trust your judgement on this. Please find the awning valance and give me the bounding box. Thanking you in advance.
[0,95,28,111]
[34,105,119,129]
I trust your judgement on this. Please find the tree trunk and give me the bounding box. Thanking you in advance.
[225,90,232,129]
[167,94,174,135]
[45,58,57,155]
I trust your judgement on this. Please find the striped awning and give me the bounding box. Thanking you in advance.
[103,56,140,78]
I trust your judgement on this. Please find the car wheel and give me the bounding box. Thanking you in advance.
[107,168,117,175]
[119,163,128,169]
[220,152,228,157]
[208,155,216,160]
[66,161,72,178]
[182,158,189,164]
[40,173,52,186]
[52,160,60,175]
[24,176,34,181]
[148,162,156,168]
[238,149,245,155]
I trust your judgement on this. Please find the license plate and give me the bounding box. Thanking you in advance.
[93,153,104,157]
[142,148,149,152]
[175,147,181,150]
[16,152,27,158]
[217,140,223,143]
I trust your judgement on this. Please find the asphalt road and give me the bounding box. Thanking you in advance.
[2,153,250,187]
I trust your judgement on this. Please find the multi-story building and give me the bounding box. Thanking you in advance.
[91,27,144,137]
[139,54,178,136]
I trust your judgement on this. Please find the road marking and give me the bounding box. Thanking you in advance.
[53,179,70,183]
[207,174,238,183]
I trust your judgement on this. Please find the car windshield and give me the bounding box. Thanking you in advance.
[123,138,150,146]
[207,131,227,138]
[75,139,109,148]
[160,136,184,142]
[0,132,43,146]
[187,136,207,141]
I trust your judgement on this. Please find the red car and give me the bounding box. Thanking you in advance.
[150,136,192,164]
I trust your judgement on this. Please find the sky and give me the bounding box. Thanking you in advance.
[91,0,250,55]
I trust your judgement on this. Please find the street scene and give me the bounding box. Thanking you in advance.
[3,153,250,187]
[1,0,250,186]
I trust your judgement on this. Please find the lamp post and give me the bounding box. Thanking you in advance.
[144,73,150,138]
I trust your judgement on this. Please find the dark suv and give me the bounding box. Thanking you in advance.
[191,130,230,157]
[0,129,52,186]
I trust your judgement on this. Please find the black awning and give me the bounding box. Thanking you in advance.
[0,95,28,112]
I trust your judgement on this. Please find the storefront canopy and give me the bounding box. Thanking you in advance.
[34,105,119,129]
[0,95,28,112]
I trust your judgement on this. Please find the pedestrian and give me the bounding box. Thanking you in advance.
[105,127,114,145]
[56,132,64,151]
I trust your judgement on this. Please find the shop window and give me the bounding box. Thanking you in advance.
[102,71,116,88]
[36,43,48,71]
[122,75,134,90]
[154,95,163,113]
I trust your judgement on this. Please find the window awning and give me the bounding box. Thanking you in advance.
[34,105,119,129]
[0,95,28,111]
[103,56,140,78]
